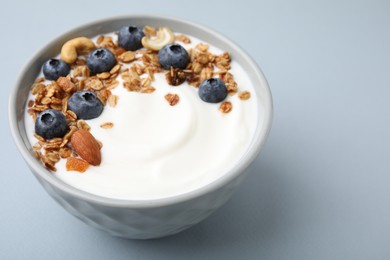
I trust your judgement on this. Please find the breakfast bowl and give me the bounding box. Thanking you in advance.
[9,15,273,239]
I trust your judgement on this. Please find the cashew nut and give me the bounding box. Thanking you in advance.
[61,37,96,64]
[141,27,175,51]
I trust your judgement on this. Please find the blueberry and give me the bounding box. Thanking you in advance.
[198,78,228,103]
[86,48,116,74]
[42,59,70,81]
[35,109,68,140]
[68,90,104,120]
[158,43,189,70]
[118,26,145,51]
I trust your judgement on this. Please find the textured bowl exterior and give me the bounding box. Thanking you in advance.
[34,167,245,239]
[9,15,273,239]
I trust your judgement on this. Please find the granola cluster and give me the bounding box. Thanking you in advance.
[27,25,251,172]
[186,43,236,92]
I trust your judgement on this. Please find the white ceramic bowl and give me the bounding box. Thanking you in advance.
[9,15,273,239]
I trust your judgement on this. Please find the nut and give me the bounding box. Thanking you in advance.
[70,129,101,166]
[61,37,96,64]
[141,27,175,51]
[144,25,157,37]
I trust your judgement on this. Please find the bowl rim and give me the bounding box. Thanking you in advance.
[9,14,273,208]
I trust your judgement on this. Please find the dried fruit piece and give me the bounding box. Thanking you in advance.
[70,129,101,166]
[66,157,89,173]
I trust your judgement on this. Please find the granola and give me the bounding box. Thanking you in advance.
[238,91,251,100]
[27,25,250,172]
[166,67,186,86]
[100,122,114,129]
[164,93,180,106]
[219,101,233,113]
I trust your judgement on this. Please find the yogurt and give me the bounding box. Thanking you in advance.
[25,31,261,200]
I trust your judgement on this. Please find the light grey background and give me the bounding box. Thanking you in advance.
[1,0,390,259]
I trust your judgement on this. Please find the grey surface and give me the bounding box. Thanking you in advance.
[1,0,389,259]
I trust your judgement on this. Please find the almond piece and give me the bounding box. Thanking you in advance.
[70,129,101,166]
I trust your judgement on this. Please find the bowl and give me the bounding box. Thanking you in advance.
[9,15,273,239]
